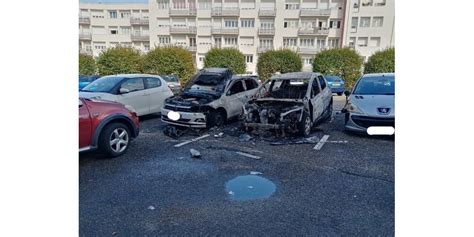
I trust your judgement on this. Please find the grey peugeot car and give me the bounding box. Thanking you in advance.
[342,73,395,133]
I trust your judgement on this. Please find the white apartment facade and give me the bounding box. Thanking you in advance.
[342,0,394,60]
[79,0,394,74]
[79,3,150,57]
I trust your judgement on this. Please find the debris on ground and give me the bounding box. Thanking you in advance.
[190,149,201,159]
[250,171,262,175]
[174,134,210,147]
[163,126,188,139]
[269,136,320,145]
[236,151,261,160]
[147,206,155,210]
[239,133,252,142]
[214,132,224,138]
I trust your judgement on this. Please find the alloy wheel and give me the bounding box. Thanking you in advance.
[109,128,129,153]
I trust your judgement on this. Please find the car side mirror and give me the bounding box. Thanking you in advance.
[344,90,351,96]
[119,88,130,94]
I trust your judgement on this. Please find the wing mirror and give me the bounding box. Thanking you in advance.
[344,90,351,97]
[119,88,130,94]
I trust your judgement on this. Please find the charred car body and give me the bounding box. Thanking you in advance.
[242,72,333,137]
[161,68,260,128]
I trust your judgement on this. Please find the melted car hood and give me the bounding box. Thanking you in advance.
[350,94,395,117]
[166,91,220,106]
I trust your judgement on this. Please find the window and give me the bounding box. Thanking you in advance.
[244,79,258,90]
[109,10,117,19]
[109,27,118,35]
[260,21,274,29]
[328,38,339,48]
[120,26,130,35]
[372,17,383,27]
[357,37,368,47]
[349,37,356,48]
[189,37,197,47]
[318,76,326,90]
[283,19,298,28]
[93,42,106,50]
[259,39,273,48]
[245,55,253,63]
[120,11,130,18]
[158,36,170,44]
[360,17,370,27]
[199,56,204,62]
[224,37,238,45]
[240,37,254,46]
[283,38,297,47]
[351,17,358,28]
[285,3,299,9]
[145,77,161,88]
[144,43,150,51]
[316,38,326,49]
[300,38,314,47]
[312,79,320,96]
[241,19,255,28]
[224,20,238,28]
[91,10,105,19]
[302,57,313,65]
[329,19,342,29]
[369,37,381,47]
[120,78,144,92]
[157,0,170,9]
[198,0,211,10]
[228,81,245,95]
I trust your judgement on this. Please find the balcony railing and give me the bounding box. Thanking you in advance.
[130,17,149,25]
[298,47,320,54]
[79,16,90,24]
[299,8,331,17]
[169,26,197,34]
[211,27,239,35]
[169,8,197,16]
[257,28,275,35]
[211,7,240,16]
[79,32,92,40]
[257,46,273,53]
[188,46,197,51]
[258,8,276,17]
[297,27,330,36]
[130,33,149,41]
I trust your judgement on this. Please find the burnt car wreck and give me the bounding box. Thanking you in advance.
[242,72,333,137]
[161,68,260,129]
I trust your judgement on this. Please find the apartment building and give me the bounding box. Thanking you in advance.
[342,0,394,60]
[79,3,150,57]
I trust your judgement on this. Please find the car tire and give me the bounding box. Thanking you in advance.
[207,110,226,128]
[298,112,312,137]
[337,92,343,96]
[99,123,131,158]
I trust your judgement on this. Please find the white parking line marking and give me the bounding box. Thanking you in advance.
[174,134,210,147]
[236,151,261,160]
[313,135,330,150]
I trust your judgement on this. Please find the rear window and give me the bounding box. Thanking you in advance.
[325,76,342,82]
[353,75,395,95]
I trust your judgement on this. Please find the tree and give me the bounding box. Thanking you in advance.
[312,48,363,88]
[204,48,246,74]
[79,54,96,75]
[256,49,302,81]
[96,46,143,75]
[364,48,395,74]
[142,46,196,85]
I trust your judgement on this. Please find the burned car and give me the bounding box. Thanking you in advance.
[161,68,260,128]
[242,72,333,137]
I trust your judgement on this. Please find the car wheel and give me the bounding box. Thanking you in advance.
[99,123,130,158]
[207,110,226,128]
[337,93,343,96]
[298,112,312,137]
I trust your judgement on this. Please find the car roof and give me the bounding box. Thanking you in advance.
[362,73,395,77]
[201,68,230,73]
[271,72,321,80]
[106,74,163,78]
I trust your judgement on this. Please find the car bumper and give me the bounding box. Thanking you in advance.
[329,87,345,93]
[345,113,395,133]
[161,108,207,128]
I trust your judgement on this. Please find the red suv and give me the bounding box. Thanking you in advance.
[79,98,140,157]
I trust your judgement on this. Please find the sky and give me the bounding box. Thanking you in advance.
[80,0,148,3]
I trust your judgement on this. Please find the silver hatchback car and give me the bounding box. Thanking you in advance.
[343,73,395,133]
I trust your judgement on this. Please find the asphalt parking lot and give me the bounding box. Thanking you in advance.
[79,95,394,236]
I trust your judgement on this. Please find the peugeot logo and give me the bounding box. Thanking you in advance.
[377,107,391,115]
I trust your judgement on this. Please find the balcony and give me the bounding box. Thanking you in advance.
[169,8,197,16]
[130,17,149,25]
[258,8,276,17]
[211,27,239,35]
[298,47,320,54]
[79,16,90,25]
[211,7,240,17]
[297,27,329,36]
[257,28,275,36]
[169,26,197,34]
[79,32,92,40]
[299,8,331,17]
[257,46,273,53]
[130,33,149,41]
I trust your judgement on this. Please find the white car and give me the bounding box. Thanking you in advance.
[80,74,173,116]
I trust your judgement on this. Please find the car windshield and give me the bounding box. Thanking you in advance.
[184,73,227,94]
[256,78,309,99]
[81,76,124,92]
[325,76,342,82]
[161,75,178,83]
[353,75,395,95]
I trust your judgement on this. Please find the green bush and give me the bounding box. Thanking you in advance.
[256,49,302,81]
[79,54,96,75]
[96,46,143,75]
[364,48,395,74]
[204,48,246,74]
[312,48,363,88]
[142,46,196,85]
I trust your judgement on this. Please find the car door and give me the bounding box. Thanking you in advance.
[310,77,325,122]
[79,99,92,149]
[318,75,332,109]
[223,80,247,118]
[243,78,259,101]
[116,77,148,116]
[144,76,169,114]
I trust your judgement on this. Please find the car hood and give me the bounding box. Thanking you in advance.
[79,92,116,102]
[349,94,395,117]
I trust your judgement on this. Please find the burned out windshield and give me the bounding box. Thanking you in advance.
[256,78,309,99]
[184,73,227,94]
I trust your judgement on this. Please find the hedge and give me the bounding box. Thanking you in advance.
[312,48,363,88]
[96,46,143,75]
[364,48,395,74]
[256,49,302,81]
[79,54,96,75]
[204,48,246,74]
[142,46,196,85]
